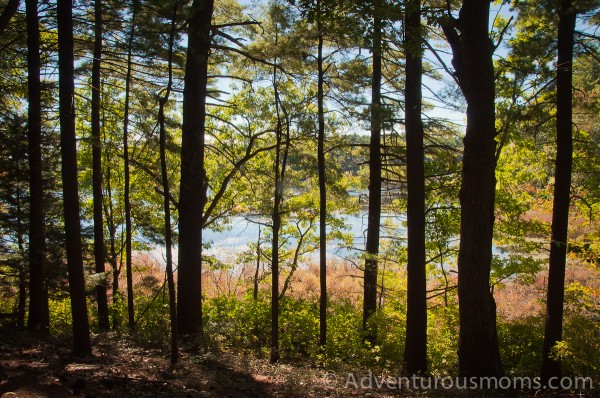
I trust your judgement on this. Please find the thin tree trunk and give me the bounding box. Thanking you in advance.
[178,0,214,336]
[123,0,138,331]
[253,225,261,301]
[270,63,282,364]
[279,221,310,300]
[0,0,19,38]
[363,5,382,339]
[442,0,502,377]
[26,0,49,332]
[17,265,27,328]
[92,0,109,332]
[103,130,120,326]
[541,0,576,383]
[158,0,179,365]
[316,10,327,350]
[57,0,92,357]
[16,189,27,328]
[403,0,427,375]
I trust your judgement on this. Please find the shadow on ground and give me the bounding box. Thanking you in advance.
[0,330,301,398]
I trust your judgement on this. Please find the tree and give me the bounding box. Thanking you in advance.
[268,3,291,363]
[0,0,19,38]
[441,0,503,377]
[293,0,333,351]
[123,0,139,331]
[363,0,382,338]
[315,0,327,351]
[57,0,92,357]
[178,0,215,336]
[403,0,427,375]
[26,0,49,332]
[158,0,180,365]
[541,0,576,383]
[91,0,110,332]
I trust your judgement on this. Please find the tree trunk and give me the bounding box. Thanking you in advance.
[253,225,261,301]
[0,0,19,38]
[159,0,179,365]
[442,0,503,377]
[363,6,382,339]
[316,14,327,350]
[16,189,27,329]
[26,0,49,332]
[403,0,427,375]
[178,0,214,336]
[17,264,27,328]
[123,0,138,331]
[57,0,92,357]
[92,0,109,332]
[103,135,121,329]
[270,64,283,364]
[540,0,576,383]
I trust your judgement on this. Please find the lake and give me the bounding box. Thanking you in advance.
[148,212,408,266]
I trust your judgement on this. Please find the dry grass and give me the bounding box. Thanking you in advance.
[121,246,599,325]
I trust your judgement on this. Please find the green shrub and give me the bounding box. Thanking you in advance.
[279,298,319,357]
[427,305,459,376]
[132,295,170,348]
[48,297,72,338]
[498,315,544,376]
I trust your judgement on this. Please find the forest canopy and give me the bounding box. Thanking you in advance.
[0,0,599,395]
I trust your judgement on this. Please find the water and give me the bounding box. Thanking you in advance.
[148,212,407,266]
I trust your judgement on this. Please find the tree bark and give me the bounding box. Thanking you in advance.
[442,0,503,377]
[92,0,110,332]
[26,0,49,332]
[403,0,427,375]
[178,0,214,336]
[57,0,92,357]
[253,226,261,301]
[16,189,27,329]
[159,0,179,365]
[270,64,283,364]
[104,139,121,329]
[123,0,138,331]
[0,0,19,38]
[541,0,576,383]
[316,10,327,350]
[363,5,382,339]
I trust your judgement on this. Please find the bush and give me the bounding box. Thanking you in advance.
[427,305,459,376]
[49,297,72,338]
[498,314,544,376]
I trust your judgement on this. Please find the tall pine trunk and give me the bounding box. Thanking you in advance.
[316,14,327,350]
[178,0,214,336]
[123,0,138,331]
[92,0,109,332]
[26,0,49,332]
[270,63,283,364]
[540,0,576,383]
[403,0,427,375]
[363,6,382,338]
[159,0,179,364]
[442,0,503,377]
[57,0,92,357]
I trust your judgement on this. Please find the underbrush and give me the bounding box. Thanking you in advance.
[22,259,600,385]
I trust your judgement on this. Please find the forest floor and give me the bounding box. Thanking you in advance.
[0,330,595,398]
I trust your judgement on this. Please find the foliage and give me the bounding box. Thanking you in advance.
[0,0,598,391]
